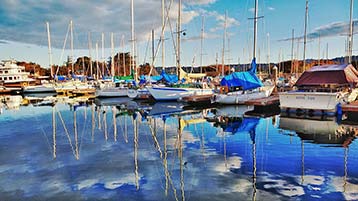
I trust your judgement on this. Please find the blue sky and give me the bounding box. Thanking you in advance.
[0,0,357,68]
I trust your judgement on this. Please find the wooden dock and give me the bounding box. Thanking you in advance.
[244,95,280,117]
[342,101,358,112]
[245,95,279,106]
[341,101,358,122]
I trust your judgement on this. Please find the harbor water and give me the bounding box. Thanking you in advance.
[0,95,357,201]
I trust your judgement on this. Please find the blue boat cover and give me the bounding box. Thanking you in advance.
[220,58,263,90]
[161,70,178,84]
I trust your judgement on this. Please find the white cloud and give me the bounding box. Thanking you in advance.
[184,0,217,5]
[203,11,240,33]
[279,19,358,41]
[268,6,275,11]
[0,0,203,49]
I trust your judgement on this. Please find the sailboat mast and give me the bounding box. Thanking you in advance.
[88,32,93,77]
[46,22,53,78]
[131,0,136,80]
[101,32,105,78]
[267,33,270,74]
[162,0,165,71]
[222,11,227,76]
[253,0,258,59]
[348,0,354,64]
[111,32,115,77]
[200,15,205,73]
[70,20,74,73]
[291,29,295,73]
[121,35,126,76]
[177,0,182,78]
[96,42,99,80]
[318,33,321,66]
[303,0,308,72]
[152,29,155,65]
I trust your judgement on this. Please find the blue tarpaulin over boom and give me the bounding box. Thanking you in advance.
[161,71,178,84]
[220,58,263,90]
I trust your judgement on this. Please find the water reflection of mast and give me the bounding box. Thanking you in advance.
[133,113,139,190]
[91,104,95,142]
[301,140,305,184]
[112,106,117,141]
[251,130,257,201]
[98,106,102,130]
[178,117,185,201]
[163,118,169,196]
[103,106,108,141]
[74,109,79,160]
[148,117,178,200]
[52,106,56,159]
[343,147,348,192]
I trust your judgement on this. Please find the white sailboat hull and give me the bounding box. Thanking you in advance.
[279,91,340,112]
[147,86,213,101]
[214,85,275,104]
[23,85,56,93]
[95,87,128,98]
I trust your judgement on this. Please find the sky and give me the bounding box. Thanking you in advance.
[0,0,357,69]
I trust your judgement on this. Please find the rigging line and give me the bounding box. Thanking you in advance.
[144,119,166,190]
[56,22,71,76]
[147,118,163,158]
[56,107,77,158]
[166,0,179,63]
[148,0,175,76]
[143,33,152,64]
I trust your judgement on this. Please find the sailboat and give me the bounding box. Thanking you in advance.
[146,0,213,101]
[213,0,274,105]
[278,0,358,114]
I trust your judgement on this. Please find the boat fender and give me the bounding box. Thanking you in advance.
[336,103,343,116]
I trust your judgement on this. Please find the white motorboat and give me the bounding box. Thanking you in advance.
[279,64,358,113]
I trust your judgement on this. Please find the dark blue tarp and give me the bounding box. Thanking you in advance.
[220,58,263,90]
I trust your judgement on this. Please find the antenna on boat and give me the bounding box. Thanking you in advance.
[348,0,354,64]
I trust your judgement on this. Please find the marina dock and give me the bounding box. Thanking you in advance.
[244,95,280,117]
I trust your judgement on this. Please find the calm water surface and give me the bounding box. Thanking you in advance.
[0,95,357,201]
